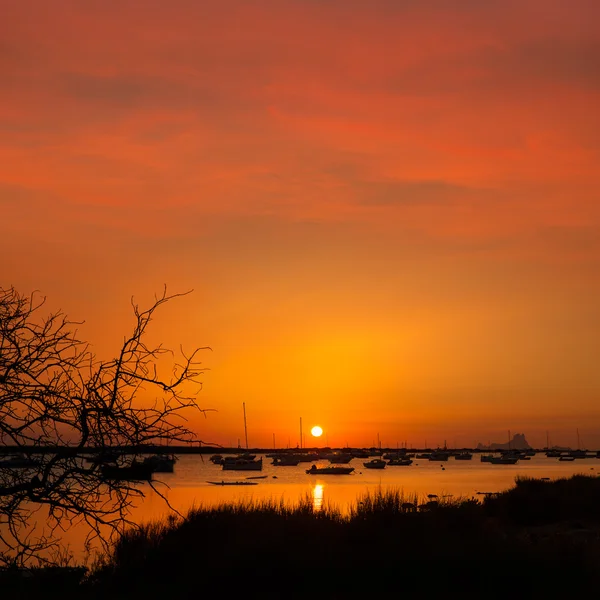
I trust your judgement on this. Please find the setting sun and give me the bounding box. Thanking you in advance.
[311,426,323,437]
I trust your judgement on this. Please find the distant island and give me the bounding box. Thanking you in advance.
[477,432,532,450]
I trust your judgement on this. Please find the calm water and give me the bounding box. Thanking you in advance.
[138,453,597,519]
[27,453,600,562]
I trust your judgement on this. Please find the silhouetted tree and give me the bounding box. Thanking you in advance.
[0,286,209,566]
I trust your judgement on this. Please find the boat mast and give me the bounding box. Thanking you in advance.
[508,430,511,451]
[243,402,249,450]
[299,417,303,449]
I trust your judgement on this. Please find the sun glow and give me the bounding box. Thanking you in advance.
[311,426,323,437]
[312,484,324,511]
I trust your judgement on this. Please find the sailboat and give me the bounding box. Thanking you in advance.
[222,403,262,471]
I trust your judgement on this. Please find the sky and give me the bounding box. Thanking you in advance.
[2,0,600,449]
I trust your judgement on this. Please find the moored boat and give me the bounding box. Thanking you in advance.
[387,458,413,466]
[488,456,519,465]
[0,454,40,469]
[206,480,258,486]
[272,456,300,466]
[454,452,473,461]
[306,465,354,475]
[363,459,386,469]
[327,453,353,464]
[222,457,263,471]
[428,452,450,462]
[101,462,154,481]
[143,454,177,473]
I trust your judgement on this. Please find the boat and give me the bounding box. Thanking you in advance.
[272,456,300,466]
[488,456,519,465]
[0,455,40,469]
[350,450,370,458]
[143,454,177,473]
[306,465,354,475]
[84,451,121,465]
[387,458,413,466]
[480,454,494,462]
[235,453,257,461]
[363,459,386,469]
[206,480,258,486]
[558,456,575,462]
[292,453,320,463]
[101,462,154,481]
[383,452,406,460]
[428,452,450,462]
[246,475,268,480]
[209,454,223,464]
[454,452,473,461]
[327,454,353,464]
[222,457,263,471]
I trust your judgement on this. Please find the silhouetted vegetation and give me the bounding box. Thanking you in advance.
[4,475,600,598]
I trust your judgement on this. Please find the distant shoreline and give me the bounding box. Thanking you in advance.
[0,444,593,454]
[0,445,600,458]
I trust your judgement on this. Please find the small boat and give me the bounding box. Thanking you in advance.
[489,456,519,465]
[558,456,576,462]
[209,454,224,464]
[428,452,450,462]
[328,454,353,464]
[222,457,263,471]
[235,453,257,461]
[363,459,386,469]
[272,456,300,466]
[292,453,321,463]
[143,454,177,473]
[84,451,121,465]
[207,480,258,486]
[0,455,40,469]
[383,452,406,460]
[351,450,370,458]
[387,458,413,466]
[454,452,473,461]
[101,462,154,481]
[306,465,354,475]
[246,475,268,480]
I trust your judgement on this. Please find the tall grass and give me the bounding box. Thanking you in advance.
[8,475,600,598]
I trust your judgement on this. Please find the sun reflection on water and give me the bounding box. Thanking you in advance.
[312,484,324,511]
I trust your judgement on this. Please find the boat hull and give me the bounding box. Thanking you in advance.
[101,464,153,481]
[222,458,263,471]
[306,467,354,475]
[206,481,258,486]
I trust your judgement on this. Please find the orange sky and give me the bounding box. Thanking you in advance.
[2,0,600,449]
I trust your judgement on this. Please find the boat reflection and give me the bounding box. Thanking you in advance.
[312,484,324,512]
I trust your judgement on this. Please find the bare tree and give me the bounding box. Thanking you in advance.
[0,286,209,566]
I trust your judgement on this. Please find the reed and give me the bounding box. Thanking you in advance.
[6,475,600,598]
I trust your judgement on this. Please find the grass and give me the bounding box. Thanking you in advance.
[6,475,600,598]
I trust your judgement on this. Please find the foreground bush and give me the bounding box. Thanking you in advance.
[6,476,600,598]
